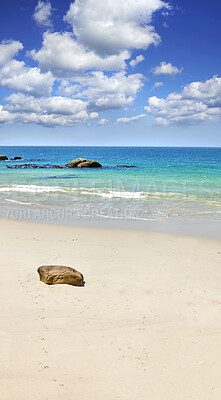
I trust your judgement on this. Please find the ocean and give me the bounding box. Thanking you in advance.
[0,146,221,234]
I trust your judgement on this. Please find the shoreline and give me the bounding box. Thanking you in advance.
[1,217,221,399]
[1,201,221,240]
[1,213,221,241]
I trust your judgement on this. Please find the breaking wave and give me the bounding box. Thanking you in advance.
[0,184,220,203]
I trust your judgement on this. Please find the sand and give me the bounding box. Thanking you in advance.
[0,217,221,399]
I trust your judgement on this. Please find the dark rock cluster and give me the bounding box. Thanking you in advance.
[2,156,137,169]
[0,155,24,161]
[7,164,66,169]
[66,158,102,168]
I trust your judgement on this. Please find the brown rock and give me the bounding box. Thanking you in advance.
[13,156,22,160]
[0,155,8,160]
[77,160,102,168]
[37,265,84,286]
[66,158,86,168]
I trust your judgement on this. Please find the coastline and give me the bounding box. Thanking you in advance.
[1,200,221,240]
[1,217,221,399]
[0,146,220,241]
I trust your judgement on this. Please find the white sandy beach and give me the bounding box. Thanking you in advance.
[1,217,221,399]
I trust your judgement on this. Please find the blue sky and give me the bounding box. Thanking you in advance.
[0,0,220,146]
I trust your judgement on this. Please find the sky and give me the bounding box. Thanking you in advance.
[0,0,220,146]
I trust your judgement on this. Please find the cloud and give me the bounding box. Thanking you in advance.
[129,55,144,68]
[117,114,146,123]
[19,112,89,127]
[152,61,183,75]
[0,1,172,129]
[56,80,81,96]
[43,96,87,115]
[5,93,42,113]
[33,1,53,27]
[30,32,130,76]
[57,71,144,111]
[145,76,221,125]
[2,67,144,126]
[98,118,108,125]
[0,105,15,126]
[0,40,23,67]
[4,93,99,127]
[89,112,99,119]
[31,1,169,77]
[71,71,144,111]
[153,81,163,88]
[0,60,54,97]
[64,0,169,56]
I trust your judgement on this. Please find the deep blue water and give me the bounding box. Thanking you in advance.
[0,146,221,222]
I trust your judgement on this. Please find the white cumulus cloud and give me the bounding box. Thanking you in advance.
[0,40,23,67]
[71,71,144,112]
[0,60,54,97]
[33,1,53,27]
[0,105,15,126]
[145,76,221,125]
[30,32,130,76]
[98,118,108,125]
[152,61,183,75]
[5,93,42,113]
[43,96,86,115]
[4,93,99,127]
[64,0,168,55]
[129,55,145,68]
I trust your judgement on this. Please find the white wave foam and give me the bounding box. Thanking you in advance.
[3,198,42,206]
[0,185,68,194]
[0,185,220,204]
[80,189,146,199]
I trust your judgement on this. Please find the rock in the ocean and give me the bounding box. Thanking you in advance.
[0,155,8,160]
[13,156,22,160]
[7,164,66,169]
[117,165,136,168]
[66,158,86,168]
[77,160,102,168]
[37,265,84,286]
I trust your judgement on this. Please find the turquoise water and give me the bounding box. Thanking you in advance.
[0,146,221,223]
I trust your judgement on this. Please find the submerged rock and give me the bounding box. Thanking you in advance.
[117,165,136,168]
[6,157,102,169]
[77,160,102,168]
[37,265,84,286]
[66,158,86,168]
[0,155,8,160]
[7,164,66,169]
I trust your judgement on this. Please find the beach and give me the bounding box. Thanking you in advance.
[1,217,221,399]
[0,0,220,396]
